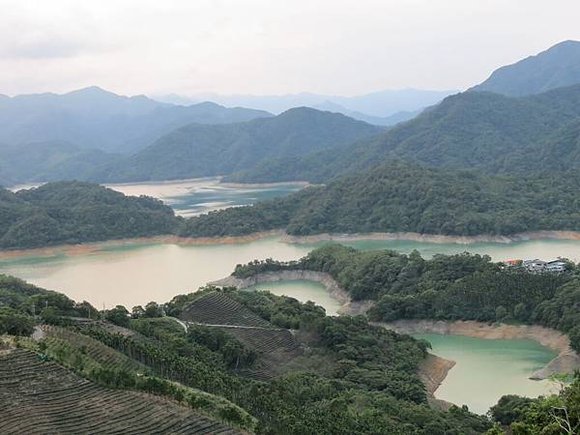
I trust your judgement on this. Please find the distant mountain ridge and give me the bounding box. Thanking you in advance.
[0,86,272,154]
[157,88,455,125]
[92,107,383,182]
[471,40,580,96]
[228,84,580,183]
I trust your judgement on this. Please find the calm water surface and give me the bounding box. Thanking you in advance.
[1,180,575,411]
[251,280,343,316]
[415,334,559,414]
[107,178,305,217]
[2,237,579,309]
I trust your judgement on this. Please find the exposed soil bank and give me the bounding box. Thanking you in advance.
[0,231,286,260]
[219,181,310,189]
[418,354,456,410]
[376,320,580,380]
[4,228,580,260]
[283,230,580,245]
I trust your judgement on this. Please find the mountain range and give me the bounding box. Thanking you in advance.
[471,40,580,96]
[228,84,580,183]
[3,40,580,189]
[91,107,382,182]
[0,86,271,154]
[158,88,454,125]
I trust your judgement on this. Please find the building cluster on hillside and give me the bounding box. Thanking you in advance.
[502,258,568,273]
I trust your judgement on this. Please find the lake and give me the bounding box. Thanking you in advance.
[2,236,580,310]
[1,178,575,412]
[415,334,559,414]
[107,177,306,217]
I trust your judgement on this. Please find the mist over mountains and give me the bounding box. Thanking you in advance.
[0,86,272,154]
[157,88,454,126]
[2,40,580,189]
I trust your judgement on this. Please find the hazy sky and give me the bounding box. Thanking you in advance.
[1,0,579,97]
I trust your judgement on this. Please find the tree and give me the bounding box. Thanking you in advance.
[568,326,580,353]
[132,305,145,319]
[0,308,34,336]
[105,305,130,327]
[144,302,163,318]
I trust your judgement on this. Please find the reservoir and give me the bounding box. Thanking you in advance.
[3,179,580,308]
[1,235,579,310]
[415,334,558,414]
[0,179,573,413]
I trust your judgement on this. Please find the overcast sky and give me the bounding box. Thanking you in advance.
[1,0,579,97]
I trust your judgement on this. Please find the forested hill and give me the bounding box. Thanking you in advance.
[92,107,382,182]
[0,182,177,249]
[0,275,495,433]
[470,40,580,96]
[228,84,580,183]
[181,162,580,238]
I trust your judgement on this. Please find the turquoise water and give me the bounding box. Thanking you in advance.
[250,280,342,316]
[1,179,573,413]
[106,177,305,217]
[415,334,559,414]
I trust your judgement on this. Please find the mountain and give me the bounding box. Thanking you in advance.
[471,40,580,96]
[229,84,580,183]
[0,87,272,153]
[312,100,421,126]
[158,88,455,119]
[93,107,382,182]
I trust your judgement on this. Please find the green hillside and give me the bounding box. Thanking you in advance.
[471,40,580,96]
[94,107,382,182]
[233,244,580,353]
[228,85,580,183]
[0,182,177,249]
[0,275,492,434]
[182,162,580,238]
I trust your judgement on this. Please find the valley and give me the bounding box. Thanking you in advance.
[1,25,580,433]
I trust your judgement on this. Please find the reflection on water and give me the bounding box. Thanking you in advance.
[415,334,558,414]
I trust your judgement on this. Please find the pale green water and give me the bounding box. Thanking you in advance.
[106,178,305,217]
[415,334,559,414]
[250,280,342,316]
[3,180,574,413]
[2,236,579,309]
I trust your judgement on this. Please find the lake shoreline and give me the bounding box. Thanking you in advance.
[0,231,287,260]
[282,230,580,245]
[3,228,580,260]
[376,319,580,380]
[208,269,376,316]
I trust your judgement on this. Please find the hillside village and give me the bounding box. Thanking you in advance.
[503,258,568,273]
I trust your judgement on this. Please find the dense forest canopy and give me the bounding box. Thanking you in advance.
[182,162,580,238]
[229,84,580,183]
[0,276,495,434]
[91,107,382,183]
[5,161,580,250]
[0,181,178,249]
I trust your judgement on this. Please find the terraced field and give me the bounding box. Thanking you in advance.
[0,349,240,434]
[181,291,272,328]
[42,325,147,372]
[222,327,304,380]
